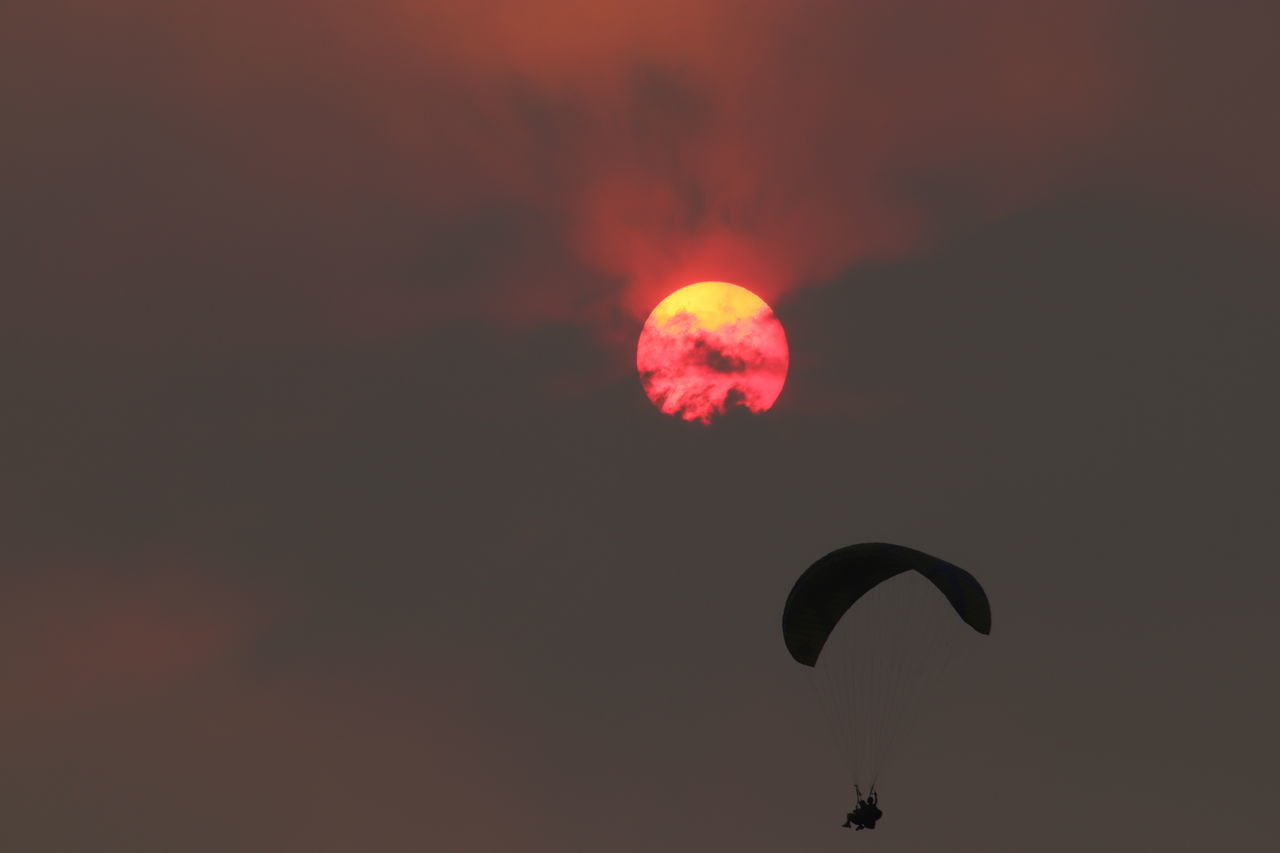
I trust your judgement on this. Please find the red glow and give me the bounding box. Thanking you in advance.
[636,282,788,424]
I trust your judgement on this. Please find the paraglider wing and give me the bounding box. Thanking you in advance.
[782,542,991,667]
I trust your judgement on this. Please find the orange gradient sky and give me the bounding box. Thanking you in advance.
[15,0,1277,349]
[4,3,1279,850]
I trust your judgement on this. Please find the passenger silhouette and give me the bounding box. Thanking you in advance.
[861,791,882,829]
[842,787,883,830]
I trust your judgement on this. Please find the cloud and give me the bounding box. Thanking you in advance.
[5,0,1275,348]
[0,556,262,720]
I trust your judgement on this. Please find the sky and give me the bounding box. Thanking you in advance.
[3,1,1278,850]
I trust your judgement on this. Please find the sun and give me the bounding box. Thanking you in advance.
[636,281,789,424]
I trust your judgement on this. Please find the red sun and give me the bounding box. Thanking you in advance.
[636,281,789,424]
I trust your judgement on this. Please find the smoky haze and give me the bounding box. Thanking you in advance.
[2,1,1278,851]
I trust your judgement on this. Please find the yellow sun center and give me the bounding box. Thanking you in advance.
[647,281,770,332]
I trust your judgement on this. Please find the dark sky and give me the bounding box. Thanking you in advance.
[3,1,1278,850]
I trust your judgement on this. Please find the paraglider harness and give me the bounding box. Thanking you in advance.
[843,785,883,831]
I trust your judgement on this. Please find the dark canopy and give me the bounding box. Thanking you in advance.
[782,542,991,667]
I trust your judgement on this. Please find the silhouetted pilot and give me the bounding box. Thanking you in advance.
[842,788,882,830]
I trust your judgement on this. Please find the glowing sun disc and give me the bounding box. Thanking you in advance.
[636,281,789,424]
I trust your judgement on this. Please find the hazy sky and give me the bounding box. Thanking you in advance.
[3,2,1278,850]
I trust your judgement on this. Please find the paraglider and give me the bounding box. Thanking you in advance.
[782,542,991,829]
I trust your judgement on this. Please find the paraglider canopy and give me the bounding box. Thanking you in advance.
[783,542,991,667]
